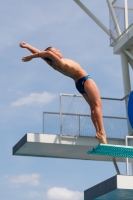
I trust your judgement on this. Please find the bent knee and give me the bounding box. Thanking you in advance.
[93,99,102,108]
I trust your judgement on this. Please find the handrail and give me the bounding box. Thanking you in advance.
[43,94,128,137]
[43,111,127,119]
[42,112,127,134]
[60,93,129,101]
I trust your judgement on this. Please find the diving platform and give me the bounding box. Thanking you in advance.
[13,133,131,162]
[84,175,133,200]
[113,24,133,55]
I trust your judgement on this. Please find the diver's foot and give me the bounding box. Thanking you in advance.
[95,132,107,144]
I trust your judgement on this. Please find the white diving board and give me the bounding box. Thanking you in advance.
[88,144,133,158]
[13,133,132,162]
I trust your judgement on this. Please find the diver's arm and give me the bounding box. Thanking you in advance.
[22,52,40,62]
[39,51,64,66]
[20,42,41,54]
[22,51,65,68]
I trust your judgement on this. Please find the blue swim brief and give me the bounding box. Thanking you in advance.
[75,75,91,94]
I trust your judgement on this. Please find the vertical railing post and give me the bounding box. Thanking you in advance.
[125,136,133,175]
[78,115,80,136]
[124,0,128,30]
[42,112,44,134]
[125,136,129,175]
[60,94,62,143]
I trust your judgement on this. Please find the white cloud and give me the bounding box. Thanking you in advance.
[47,187,83,200]
[8,173,40,187]
[11,91,56,106]
[28,191,40,198]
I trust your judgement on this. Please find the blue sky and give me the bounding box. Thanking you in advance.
[1,0,133,200]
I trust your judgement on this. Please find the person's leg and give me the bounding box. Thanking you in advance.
[82,93,99,133]
[84,78,107,144]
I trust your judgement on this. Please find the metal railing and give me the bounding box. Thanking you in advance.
[42,94,129,139]
[110,23,133,46]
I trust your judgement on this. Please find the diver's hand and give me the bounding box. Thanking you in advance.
[20,42,28,48]
[22,55,32,62]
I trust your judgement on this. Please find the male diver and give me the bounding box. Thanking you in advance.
[20,42,107,144]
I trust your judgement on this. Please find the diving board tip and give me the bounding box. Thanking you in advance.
[88,144,133,158]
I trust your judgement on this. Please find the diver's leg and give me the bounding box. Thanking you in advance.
[84,78,107,144]
[82,93,99,134]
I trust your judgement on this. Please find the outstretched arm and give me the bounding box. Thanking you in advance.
[22,50,64,67]
[20,42,41,54]
[22,52,40,62]
[20,42,49,63]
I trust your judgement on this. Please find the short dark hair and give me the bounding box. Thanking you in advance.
[45,46,53,51]
[44,46,53,62]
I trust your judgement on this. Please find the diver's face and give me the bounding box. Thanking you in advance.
[50,48,62,58]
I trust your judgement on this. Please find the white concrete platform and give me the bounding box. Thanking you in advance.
[84,175,133,200]
[13,133,131,162]
[113,25,133,54]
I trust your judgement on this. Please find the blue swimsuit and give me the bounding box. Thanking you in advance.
[75,75,91,94]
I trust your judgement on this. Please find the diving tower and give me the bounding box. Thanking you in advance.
[13,1,133,200]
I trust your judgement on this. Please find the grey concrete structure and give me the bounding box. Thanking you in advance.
[84,175,133,200]
[13,133,131,162]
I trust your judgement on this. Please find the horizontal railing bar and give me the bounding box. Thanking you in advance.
[60,93,82,97]
[101,94,129,101]
[60,93,129,101]
[43,112,127,120]
[103,116,126,119]
[113,6,133,11]
[43,112,59,115]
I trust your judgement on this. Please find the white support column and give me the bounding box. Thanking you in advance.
[128,57,133,69]
[113,158,120,174]
[112,0,118,5]
[125,0,128,30]
[124,50,133,60]
[121,52,132,136]
[121,52,131,96]
[106,0,121,36]
[125,136,133,175]
[73,0,116,40]
[124,50,133,69]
